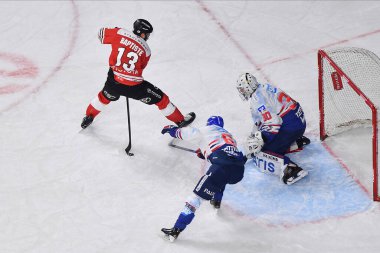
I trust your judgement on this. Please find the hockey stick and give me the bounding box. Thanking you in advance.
[168,139,197,153]
[125,98,134,156]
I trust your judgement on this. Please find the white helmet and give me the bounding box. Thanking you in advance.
[236,73,259,101]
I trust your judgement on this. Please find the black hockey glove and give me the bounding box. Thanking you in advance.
[195,148,205,160]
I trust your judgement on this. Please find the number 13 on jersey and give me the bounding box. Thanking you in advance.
[116,47,139,71]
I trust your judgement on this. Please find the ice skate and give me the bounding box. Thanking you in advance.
[81,115,94,129]
[296,136,310,148]
[210,199,221,209]
[161,227,182,242]
[281,163,308,185]
[177,112,196,128]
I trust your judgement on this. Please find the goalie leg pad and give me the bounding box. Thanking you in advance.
[251,151,287,176]
[250,151,308,185]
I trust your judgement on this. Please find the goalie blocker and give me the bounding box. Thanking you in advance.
[248,151,308,185]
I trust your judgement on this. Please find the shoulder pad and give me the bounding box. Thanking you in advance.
[117,28,151,56]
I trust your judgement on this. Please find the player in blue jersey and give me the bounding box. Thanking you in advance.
[236,73,310,185]
[160,116,247,242]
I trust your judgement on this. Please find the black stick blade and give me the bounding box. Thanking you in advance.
[125,144,134,156]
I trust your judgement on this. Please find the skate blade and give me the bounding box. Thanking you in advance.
[78,127,87,134]
[211,204,221,211]
[286,170,308,185]
[163,234,176,243]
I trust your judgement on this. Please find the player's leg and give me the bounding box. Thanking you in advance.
[196,164,229,209]
[263,104,306,155]
[161,193,203,242]
[263,128,305,155]
[81,69,120,129]
[263,129,309,184]
[210,185,224,209]
[138,80,195,127]
[210,163,244,208]
[282,103,310,153]
[161,165,226,241]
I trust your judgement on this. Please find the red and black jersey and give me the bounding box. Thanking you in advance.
[98,27,151,86]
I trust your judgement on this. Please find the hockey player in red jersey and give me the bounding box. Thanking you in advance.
[81,19,195,129]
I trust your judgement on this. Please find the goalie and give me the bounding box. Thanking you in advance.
[236,73,310,185]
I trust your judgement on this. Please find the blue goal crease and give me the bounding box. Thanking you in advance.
[223,142,372,226]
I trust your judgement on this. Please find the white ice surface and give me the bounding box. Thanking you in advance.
[1,1,380,253]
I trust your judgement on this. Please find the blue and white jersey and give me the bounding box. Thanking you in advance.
[250,83,304,141]
[176,125,244,163]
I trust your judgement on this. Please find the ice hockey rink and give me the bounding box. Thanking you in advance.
[1,1,380,252]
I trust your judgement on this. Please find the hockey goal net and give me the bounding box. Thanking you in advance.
[318,47,380,201]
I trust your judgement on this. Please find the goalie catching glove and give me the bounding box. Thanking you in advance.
[245,131,264,157]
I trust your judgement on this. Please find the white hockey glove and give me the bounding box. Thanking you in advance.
[245,131,264,157]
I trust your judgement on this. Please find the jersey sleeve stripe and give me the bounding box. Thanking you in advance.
[209,140,218,146]
[210,144,223,152]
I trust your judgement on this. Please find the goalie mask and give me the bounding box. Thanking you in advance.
[236,73,259,101]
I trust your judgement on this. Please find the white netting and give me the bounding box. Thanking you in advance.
[320,47,380,201]
[321,47,380,136]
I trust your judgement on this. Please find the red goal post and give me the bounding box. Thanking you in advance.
[318,47,380,201]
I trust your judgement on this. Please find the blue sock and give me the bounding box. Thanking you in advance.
[174,212,195,230]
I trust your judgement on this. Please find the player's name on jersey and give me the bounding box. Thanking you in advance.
[120,38,144,56]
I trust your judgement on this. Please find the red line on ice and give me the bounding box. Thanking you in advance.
[195,0,272,84]
[321,142,371,197]
[260,28,380,67]
[0,84,30,95]
[0,53,38,78]
[1,0,80,113]
[196,0,380,74]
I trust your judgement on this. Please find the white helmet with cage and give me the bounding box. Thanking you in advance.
[236,73,259,101]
